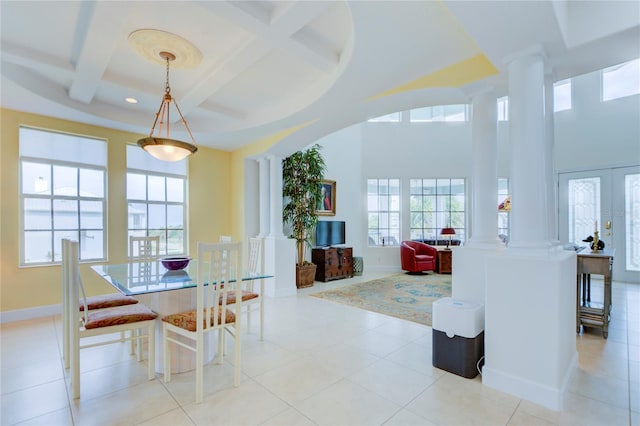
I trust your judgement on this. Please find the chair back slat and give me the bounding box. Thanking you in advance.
[197,242,242,333]
[129,236,160,260]
[246,237,263,292]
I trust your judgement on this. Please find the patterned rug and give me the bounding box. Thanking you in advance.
[311,273,452,326]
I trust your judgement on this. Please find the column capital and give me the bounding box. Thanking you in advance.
[502,44,547,67]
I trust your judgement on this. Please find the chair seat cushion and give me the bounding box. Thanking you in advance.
[79,293,138,311]
[415,255,434,262]
[221,291,259,305]
[162,309,236,332]
[84,304,157,329]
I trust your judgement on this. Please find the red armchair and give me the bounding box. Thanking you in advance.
[400,240,437,273]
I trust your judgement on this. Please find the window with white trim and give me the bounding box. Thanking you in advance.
[602,58,640,101]
[410,104,468,122]
[554,79,572,112]
[409,178,466,242]
[126,145,187,256]
[19,127,107,265]
[497,96,509,121]
[367,178,400,246]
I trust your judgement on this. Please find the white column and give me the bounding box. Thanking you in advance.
[482,48,577,412]
[452,91,502,305]
[544,69,560,245]
[268,155,284,238]
[258,157,270,237]
[467,90,500,248]
[507,51,553,251]
[263,154,296,297]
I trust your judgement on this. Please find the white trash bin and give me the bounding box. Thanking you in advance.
[432,297,485,378]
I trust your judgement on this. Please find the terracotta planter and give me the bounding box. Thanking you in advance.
[296,263,316,288]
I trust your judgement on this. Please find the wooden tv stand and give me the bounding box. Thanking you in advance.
[312,247,353,282]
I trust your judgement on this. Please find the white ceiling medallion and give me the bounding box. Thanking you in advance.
[128,29,202,69]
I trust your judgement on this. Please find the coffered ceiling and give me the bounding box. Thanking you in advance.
[1,1,638,153]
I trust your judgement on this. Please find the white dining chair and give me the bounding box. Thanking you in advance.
[129,235,160,260]
[62,239,157,399]
[242,237,264,340]
[162,241,243,403]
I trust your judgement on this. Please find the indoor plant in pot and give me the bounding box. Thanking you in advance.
[282,144,326,288]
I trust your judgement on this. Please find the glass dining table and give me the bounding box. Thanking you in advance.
[91,260,272,373]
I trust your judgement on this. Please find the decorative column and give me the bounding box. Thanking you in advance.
[264,155,296,297]
[544,69,560,245]
[268,155,284,238]
[483,48,577,412]
[467,90,500,247]
[258,157,270,237]
[506,51,552,251]
[452,90,502,305]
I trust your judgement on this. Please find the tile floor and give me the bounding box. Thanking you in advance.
[1,272,638,425]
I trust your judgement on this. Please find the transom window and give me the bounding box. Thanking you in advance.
[410,104,468,122]
[602,58,640,101]
[19,127,107,265]
[126,145,187,256]
[410,178,466,242]
[554,79,572,112]
[367,179,400,246]
[367,112,401,123]
[497,97,509,121]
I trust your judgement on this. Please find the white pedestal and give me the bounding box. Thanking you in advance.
[482,248,577,411]
[452,245,503,305]
[265,236,296,297]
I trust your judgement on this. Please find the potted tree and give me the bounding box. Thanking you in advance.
[282,144,326,288]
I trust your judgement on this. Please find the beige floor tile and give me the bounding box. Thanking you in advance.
[1,356,65,395]
[261,407,316,426]
[252,356,342,404]
[12,407,74,426]
[181,380,290,425]
[347,358,437,406]
[569,368,629,409]
[310,341,381,377]
[71,379,178,426]
[345,328,412,358]
[384,341,445,377]
[0,379,69,425]
[137,407,195,425]
[293,379,401,425]
[517,391,630,425]
[383,408,437,425]
[507,409,557,425]
[240,340,301,378]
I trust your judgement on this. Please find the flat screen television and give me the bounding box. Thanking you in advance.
[315,220,345,247]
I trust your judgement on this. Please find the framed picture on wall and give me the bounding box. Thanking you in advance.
[317,180,336,216]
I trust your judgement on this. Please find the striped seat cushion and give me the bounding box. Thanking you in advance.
[79,293,138,311]
[162,309,236,332]
[84,304,157,329]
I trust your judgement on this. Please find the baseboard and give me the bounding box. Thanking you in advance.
[482,351,578,411]
[0,304,61,324]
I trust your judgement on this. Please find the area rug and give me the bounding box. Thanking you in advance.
[310,273,451,326]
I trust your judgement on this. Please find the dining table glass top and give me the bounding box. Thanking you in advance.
[91,260,271,296]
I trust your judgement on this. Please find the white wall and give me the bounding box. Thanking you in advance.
[313,67,639,270]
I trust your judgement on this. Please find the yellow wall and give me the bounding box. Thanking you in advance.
[0,109,232,313]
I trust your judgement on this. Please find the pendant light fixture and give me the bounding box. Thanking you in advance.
[137,51,198,162]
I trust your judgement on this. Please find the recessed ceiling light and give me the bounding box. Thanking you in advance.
[125,97,138,104]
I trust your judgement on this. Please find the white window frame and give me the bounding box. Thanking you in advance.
[367,178,401,246]
[19,128,107,266]
[126,146,188,257]
[602,58,640,102]
[409,178,466,243]
[554,79,572,112]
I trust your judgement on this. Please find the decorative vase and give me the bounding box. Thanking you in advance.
[296,263,316,288]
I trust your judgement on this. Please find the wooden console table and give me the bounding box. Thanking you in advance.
[312,247,353,282]
[576,248,614,338]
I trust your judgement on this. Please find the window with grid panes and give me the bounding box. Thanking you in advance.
[498,178,510,239]
[19,127,107,265]
[367,179,401,246]
[409,178,465,243]
[126,145,187,256]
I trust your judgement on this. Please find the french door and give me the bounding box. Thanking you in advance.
[558,166,640,283]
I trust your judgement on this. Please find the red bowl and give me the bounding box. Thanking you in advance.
[161,256,191,271]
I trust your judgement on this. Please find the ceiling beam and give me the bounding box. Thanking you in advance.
[68,2,132,104]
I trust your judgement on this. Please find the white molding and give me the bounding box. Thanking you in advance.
[0,304,60,324]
